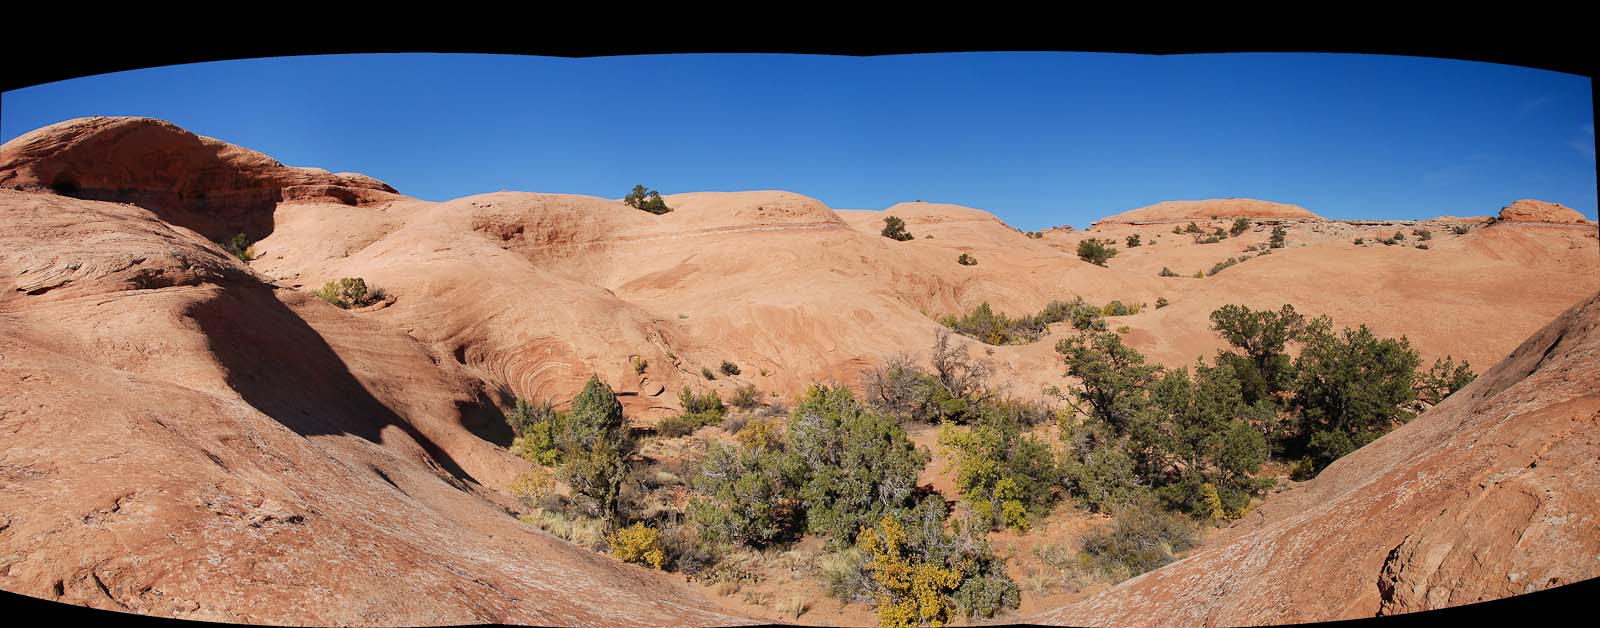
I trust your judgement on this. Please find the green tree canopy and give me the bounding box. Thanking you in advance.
[624,184,672,214]
[882,215,915,241]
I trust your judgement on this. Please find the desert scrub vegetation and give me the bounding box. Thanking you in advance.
[1207,256,1242,276]
[937,297,1116,346]
[1155,297,1169,309]
[1229,217,1251,236]
[312,277,384,309]
[630,355,648,374]
[684,383,937,559]
[957,252,977,266]
[1269,225,1288,248]
[701,366,717,380]
[1125,234,1141,247]
[720,360,741,376]
[1194,234,1222,244]
[881,215,915,241]
[1099,300,1142,316]
[1075,497,1199,582]
[728,382,763,410]
[624,184,672,214]
[1412,228,1432,240]
[656,386,728,437]
[863,332,994,425]
[507,398,561,465]
[938,406,1058,531]
[504,376,641,529]
[1158,267,1180,277]
[608,522,667,569]
[1451,224,1471,235]
[1076,239,1118,266]
[221,233,256,262]
[855,499,1020,626]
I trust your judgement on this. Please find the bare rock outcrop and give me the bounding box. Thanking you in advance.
[0,117,401,241]
[1096,198,1323,224]
[1497,199,1589,224]
[0,189,745,627]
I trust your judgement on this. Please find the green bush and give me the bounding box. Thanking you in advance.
[659,386,728,437]
[938,406,1058,531]
[1155,297,1169,309]
[701,366,717,380]
[223,233,257,262]
[957,252,977,266]
[1269,225,1288,248]
[1058,420,1144,513]
[1140,364,1271,516]
[1414,355,1476,407]
[1207,257,1241,276]
[687,441,805,548]
[1125,234,1141,247]
[1354,238,1365,245]
[1195,235,1222,244]
[1290,324,1421,472]
[312,277,384,309]
[720,361,741,376]
[1184,222,1203,234]
[1229,218,1251,236]
[511,405,562,467]
[1451,224,1471,235]
[505,397,555,439]
[557,376,635,523]
[1208,303,1312,406]
[1159,267,1180,277]
[941,297,1108,346]
[624,184,672,214]
[1413,228,1433,241]
[881,216,914,241]
[1076,239,1118,266]
[786,385,930,546]
[1055,328,1160,433]
[729,383,763,410]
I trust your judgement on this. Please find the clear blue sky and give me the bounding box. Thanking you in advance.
[3,52,1594,229]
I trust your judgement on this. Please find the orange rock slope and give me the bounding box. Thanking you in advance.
[1,116,1597,625]
[1498,198,1590,224]
[1094,198,1323,224]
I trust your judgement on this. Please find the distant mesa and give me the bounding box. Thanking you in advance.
[1096,198,1323,224]
[1497,199,1589,224]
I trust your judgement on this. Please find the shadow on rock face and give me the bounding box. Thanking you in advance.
[186,282,480,486]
